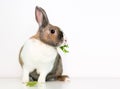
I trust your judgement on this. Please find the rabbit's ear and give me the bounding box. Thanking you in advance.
[35,6,49,27]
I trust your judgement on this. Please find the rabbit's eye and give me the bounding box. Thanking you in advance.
[50,29,55,34]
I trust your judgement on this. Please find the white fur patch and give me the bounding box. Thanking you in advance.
[20,38,57,83]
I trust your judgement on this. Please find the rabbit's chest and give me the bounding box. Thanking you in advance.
[21,39,57,66]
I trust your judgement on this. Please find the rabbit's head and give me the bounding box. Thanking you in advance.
[35,6,65,47]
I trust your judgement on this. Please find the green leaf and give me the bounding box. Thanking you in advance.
[60,45,69,53]
[26,81,38,87]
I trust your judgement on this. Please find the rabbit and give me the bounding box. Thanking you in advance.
[19,6,69,83]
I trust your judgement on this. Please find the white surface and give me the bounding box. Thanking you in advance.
[0,78,120,89]
[0,0,120,78]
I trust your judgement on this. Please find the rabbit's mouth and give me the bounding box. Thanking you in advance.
[56,41,63,47]
[56,38,67,47]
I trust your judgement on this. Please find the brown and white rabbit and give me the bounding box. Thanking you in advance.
[19,6,69,83]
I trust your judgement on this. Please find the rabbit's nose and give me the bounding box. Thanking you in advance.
[64,36,67,45]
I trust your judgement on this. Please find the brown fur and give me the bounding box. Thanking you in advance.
[19,46,24,67]
[46,54,69,81]
[39,24,63,46]
[56,75,69,81]
[30,30,40,40]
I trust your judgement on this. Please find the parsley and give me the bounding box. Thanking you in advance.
[60,45,69,53]
[26,81,37,87]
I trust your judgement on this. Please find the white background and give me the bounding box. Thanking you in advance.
[0,0,120,78]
